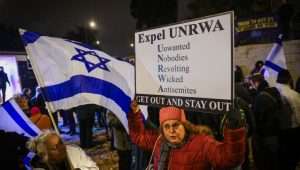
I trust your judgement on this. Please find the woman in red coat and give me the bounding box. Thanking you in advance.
[129,101,246,170]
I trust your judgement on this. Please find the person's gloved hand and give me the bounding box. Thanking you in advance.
[131,100,140,114]
[226,100,246,129]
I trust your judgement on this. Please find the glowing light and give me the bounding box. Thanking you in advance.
[89,21,96,29]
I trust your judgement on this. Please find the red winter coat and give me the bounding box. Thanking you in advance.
[128,111,246,170]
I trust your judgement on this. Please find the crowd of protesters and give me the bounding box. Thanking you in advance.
[236,61,300,170]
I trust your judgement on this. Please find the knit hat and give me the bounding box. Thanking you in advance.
[159,106,186,124]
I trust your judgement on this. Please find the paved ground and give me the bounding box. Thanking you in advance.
[60,124,119,170]
[82,133,118,170]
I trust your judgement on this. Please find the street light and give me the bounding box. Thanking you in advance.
[83,20,97,43]
[89,20,97,29]
[96,40,100,45]
[130,43,134,47]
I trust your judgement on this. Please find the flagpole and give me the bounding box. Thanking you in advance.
[45,104,60,134]
[20,30,60,134]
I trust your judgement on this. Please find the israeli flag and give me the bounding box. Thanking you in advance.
[0,99,41,138]
[20,29,147,132]
[263,34,287,86]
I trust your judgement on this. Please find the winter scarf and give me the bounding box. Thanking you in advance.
[158,136,188,170]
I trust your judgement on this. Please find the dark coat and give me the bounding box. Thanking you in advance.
[253,87,282,137]
[0,130,29,170]
[0,71,9,88]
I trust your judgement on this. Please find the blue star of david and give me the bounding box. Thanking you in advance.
[71,48,110,72]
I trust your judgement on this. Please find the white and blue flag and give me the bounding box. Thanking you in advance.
[0,99,41,138]
[263,34,287,86]
[20,29,147,132]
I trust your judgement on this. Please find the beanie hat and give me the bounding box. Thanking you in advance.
[159,106,186,124]
[30,106,41,116]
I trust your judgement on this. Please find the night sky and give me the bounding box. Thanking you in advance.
[0,0,136,57]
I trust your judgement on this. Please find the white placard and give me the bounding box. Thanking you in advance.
[135,12,234,113]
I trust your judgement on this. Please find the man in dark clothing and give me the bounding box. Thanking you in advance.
[0,66,10,103]
[250,74,282,170]
[76,105,96,148]
[0,130,29,170]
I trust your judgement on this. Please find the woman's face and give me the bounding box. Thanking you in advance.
[45,134,67,163]
[162,120,186,145]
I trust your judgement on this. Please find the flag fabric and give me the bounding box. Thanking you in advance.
[20,29,147,132]
[263,35,287,86]
[23,151,36,170]
[0,99,41,138]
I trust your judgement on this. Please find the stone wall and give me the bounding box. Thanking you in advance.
[235,40,300,81]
